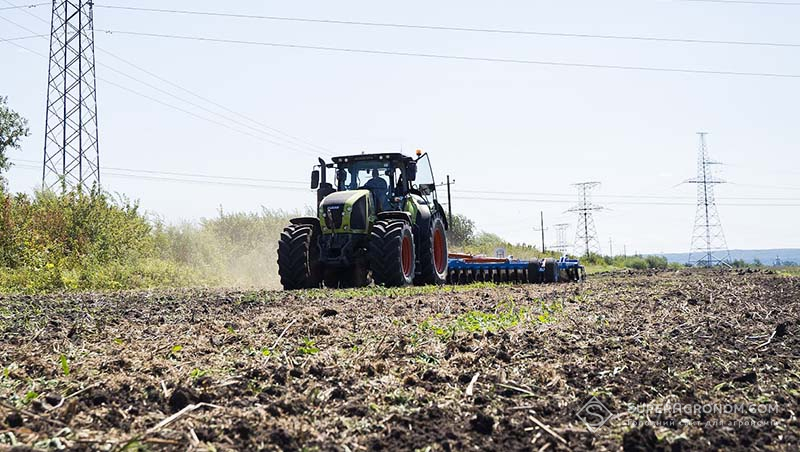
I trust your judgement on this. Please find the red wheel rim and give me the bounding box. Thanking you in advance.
[401,235,413,277]
[433,228,446,273]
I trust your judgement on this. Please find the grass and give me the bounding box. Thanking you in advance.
[775,266,800,277]
[325,282,500,299]
[584,264,625,275]
[229,282,503,303]
[420,298,563,341]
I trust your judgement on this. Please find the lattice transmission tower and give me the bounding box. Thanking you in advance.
[687,133,730,267]
[568,182,603,256]
[552,223,570,255]
[42,0,100,190]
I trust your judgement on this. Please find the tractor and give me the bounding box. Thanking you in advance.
[277,151,449,289]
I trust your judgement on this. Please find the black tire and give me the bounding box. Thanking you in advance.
[369,220,415,287]
[544,258,558,283]
[416,215,449,285]
[527,259,542,284]
[277,224,322,290]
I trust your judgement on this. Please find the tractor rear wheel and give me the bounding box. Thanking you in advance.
[369,220,415,287]
[416,216,448,285]
[277,224,322,290]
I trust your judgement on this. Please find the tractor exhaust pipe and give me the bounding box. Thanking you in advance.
[318,158,327,186]
[316,158,335,207]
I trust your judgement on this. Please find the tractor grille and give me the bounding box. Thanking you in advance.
[324,205,344,230]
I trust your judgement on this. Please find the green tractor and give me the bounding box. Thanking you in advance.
[277,151,449,289]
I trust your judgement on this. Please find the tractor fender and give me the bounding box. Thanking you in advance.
[290,217,322,234]
[415,202,432,226]
[433,200,449,230]
[377,211,412,224]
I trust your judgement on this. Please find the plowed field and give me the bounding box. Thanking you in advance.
[1,269,798,451]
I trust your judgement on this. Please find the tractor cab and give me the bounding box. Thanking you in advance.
[311,152,438,213]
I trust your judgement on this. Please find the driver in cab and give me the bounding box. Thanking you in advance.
[364,169,389,211]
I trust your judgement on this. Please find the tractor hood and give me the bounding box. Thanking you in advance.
[318,190,372,234]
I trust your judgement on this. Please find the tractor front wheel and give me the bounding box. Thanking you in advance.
[277,224,322,290]
[369,220,415,287]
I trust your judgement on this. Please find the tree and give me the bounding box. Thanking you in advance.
[446,213,476,247]
[0,96,30,183]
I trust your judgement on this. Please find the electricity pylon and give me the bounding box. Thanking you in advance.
[568,182,603,256]
[552,223,570,255]
[43,0,100,190]
[686,133,731,267]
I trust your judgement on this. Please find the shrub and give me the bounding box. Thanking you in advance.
[0,187,199,293]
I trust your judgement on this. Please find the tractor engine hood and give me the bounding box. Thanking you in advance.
[318,190,371,234]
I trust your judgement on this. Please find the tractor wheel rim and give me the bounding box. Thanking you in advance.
[401,235,413,277]
[433,228,446,273]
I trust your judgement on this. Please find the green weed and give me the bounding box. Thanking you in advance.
[59,354,69,377]
[420,298,557,341]
[168,345,183,358]
[23,390,38,404]
[189,368,208,380]
[297,338,320,355]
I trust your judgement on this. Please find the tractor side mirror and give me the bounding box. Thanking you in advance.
[311,170,320,189]
[407,162,418,182]
[419,183,435,196]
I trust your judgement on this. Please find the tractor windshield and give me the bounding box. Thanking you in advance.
[336,160,397,210]
[336,161,392,191]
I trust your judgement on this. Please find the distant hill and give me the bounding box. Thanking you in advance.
[653,249,800,266]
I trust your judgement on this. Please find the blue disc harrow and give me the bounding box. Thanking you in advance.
[446,254,584,284]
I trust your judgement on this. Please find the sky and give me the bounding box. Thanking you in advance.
[2,0,799,255]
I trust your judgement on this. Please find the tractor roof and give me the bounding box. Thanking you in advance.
[331,153,413,165]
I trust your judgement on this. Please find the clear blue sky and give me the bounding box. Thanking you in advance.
[2,0,799,255]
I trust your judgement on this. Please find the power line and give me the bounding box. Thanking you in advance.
[679,0,800,5]
[0,29,320,154]
[11,159,800,206]
[11,155,800,202]
[12,158,307,186]
[0,1,334,157]
[453,187,800,202]
[98,77,321,152]
[93,4,800,49]
[96,29,800,80]
[12,163,310,192]
[0,35,323,158]
[0,2,45,10]
[95,49,335,156]
[732,182,800,191]
[95,56,323,158]
[0,33,44,42]
[452,195,800,207]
